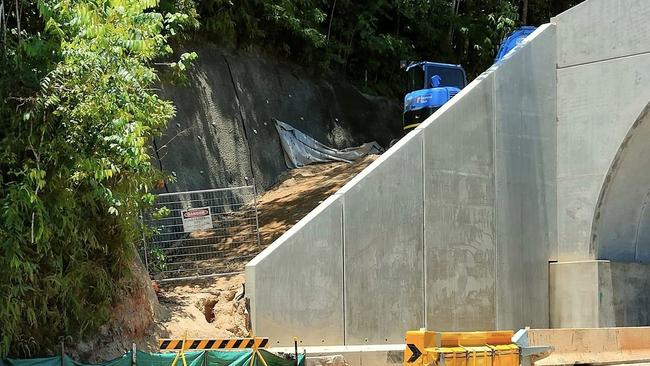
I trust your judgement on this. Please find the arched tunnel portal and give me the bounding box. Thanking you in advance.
[592,102,650,262]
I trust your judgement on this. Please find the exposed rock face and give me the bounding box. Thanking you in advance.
[156,44,401,192]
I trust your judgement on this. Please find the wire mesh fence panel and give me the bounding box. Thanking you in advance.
[140,186,260,281]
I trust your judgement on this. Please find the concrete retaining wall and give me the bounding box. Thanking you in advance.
[493,22,556,329]
[420,71,497,331]
[246,25,556,345]
[248,0,650,342]
[420,23,556,331]
[340,130,424,344]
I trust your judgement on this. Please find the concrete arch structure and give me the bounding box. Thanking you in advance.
[550,104,650,328]
[592,104,650,262]
[549,0,650,328]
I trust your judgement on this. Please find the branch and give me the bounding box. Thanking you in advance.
[155,125,194,154]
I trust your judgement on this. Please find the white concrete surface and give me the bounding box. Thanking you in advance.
[555,53,650,260]
[552,0,650,67]
[248,24,557,345]
[420,71,497,330]
[492,24,556,328]
[419,24,556,330]
[549,260,602,328]
[340,130,424,344]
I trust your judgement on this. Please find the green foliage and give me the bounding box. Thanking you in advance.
[0,0,190,357]
[192,0,580,96]
[152,206,172,220]
[148,247,167,275]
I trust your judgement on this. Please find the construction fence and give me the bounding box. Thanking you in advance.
[140,186,260,281]
[2,351,304,366]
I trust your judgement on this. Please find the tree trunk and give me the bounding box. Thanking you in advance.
[522,0,528,24]
[326,0,337,43]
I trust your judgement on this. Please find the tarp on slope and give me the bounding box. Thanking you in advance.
[206,350,304,366]
[275,120,383,168]
[3,350,302,366]
[136,351,205,366]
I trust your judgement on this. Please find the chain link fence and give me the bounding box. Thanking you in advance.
[140,186,260,281]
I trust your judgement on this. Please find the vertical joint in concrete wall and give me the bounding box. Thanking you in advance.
[341,194,347,345]
[421,129,427,329]
[491,59,499,329]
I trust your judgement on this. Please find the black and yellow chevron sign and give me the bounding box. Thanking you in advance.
[158,338,269,350]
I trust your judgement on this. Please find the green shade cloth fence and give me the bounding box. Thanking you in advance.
[3,350,304,366]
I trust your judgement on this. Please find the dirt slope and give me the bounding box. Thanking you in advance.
[155,156,378,339]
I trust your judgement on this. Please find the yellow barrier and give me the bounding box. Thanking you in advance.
[159,335,270,366]
[158,338,269,350]
[404,329,519,366]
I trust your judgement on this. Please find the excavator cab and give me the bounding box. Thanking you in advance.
[402,62,467,132]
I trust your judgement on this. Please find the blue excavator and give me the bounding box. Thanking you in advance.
[400,26,536,135]
[402,61,467,132]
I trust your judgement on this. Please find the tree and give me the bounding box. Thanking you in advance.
[0,0,194,356]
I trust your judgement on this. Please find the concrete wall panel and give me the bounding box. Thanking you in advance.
[493,25,556,328]
[553,0,650,67]
[339,130,424,344]
[556,53,650,260]
[549,261,601,328]
[246,195,344,346]
[420,72,496,331]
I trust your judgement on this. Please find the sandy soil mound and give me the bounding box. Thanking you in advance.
[257,155,378,245]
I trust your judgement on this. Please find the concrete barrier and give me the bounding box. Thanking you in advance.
[492,24,556,329]
[528,327,650,365]
[271,344,404,366]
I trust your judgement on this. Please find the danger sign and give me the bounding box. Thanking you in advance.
[181,207,213,232]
